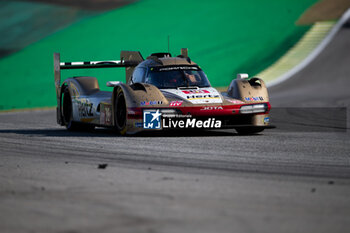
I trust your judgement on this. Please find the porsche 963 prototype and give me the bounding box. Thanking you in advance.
[54,49,273,135]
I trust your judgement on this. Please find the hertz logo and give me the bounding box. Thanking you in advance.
[186,94,220,99]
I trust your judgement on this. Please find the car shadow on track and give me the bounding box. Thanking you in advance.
[0,128,264,137]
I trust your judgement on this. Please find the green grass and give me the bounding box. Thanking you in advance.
[0,0,317,110]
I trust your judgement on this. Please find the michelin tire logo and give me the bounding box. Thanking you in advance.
[143,110,161,129]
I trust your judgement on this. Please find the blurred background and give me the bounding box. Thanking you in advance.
[0,0,348,110]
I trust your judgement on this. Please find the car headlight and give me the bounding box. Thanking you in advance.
[240,104,267,114]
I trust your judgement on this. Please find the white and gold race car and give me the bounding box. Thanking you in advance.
[54,49,273,135]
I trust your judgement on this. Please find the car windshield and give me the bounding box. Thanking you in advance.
[144,66,211,89]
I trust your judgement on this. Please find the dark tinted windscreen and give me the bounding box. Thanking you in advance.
[145,66,211,88]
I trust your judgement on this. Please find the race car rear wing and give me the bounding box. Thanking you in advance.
[54,51,143,88]
[53,51,143,124]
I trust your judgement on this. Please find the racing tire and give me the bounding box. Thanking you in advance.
[235,127,264,135]
[114,89,128,135]
[62,87,94,131]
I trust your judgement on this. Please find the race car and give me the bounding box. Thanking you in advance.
[54,48,273,135]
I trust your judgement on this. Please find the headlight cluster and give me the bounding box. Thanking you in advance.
[240,104,267,114]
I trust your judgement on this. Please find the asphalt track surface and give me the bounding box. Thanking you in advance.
[1,27,350,233]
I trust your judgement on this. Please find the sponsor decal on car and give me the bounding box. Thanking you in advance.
[245,96,264,101]
[76,99,94,117]
[140,100,163,106]
[186,94,220,100]
[161,88,223,104]
[200,106,223,111]
[100,104,112,125]
[227,99,244,104]
[264,117,270,124]
[105,105,112,125]
[143,109,222,129]
[158,66,199,71]
[135,122,143,128]
[182,89,210,94]
[169,101,183,107]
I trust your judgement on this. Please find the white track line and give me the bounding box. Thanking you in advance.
[267,8,350,88]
